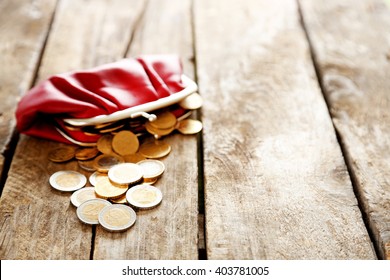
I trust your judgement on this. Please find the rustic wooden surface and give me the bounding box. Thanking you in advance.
[0,0,56,178]
[300,0,390,260]
[195,0,376,259]
[0,0,389,260]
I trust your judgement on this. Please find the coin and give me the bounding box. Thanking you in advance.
[110,194,128,204]
[108,163,143,186]
[111,130,139,156]
[94,176,128,199]
[139,140,171,159]
[48,146,75,163]
[76,198,112,225]
[49,170,86,192]
[98,204,136,232]
[179,92,203,110]
[75,147,99,160]
[123,152,146,163]
[149,111,177,129]
[145,122,175,138]
[96,134,114,154]
[176,119,203,135]
[137,159,165,183]
[93,154,124,173]
[70,187,99,207]
[94,122,115,129]
[99,123,125,134]
[126,184,162,209]
[89,171,108,187]
[78,158,97,172]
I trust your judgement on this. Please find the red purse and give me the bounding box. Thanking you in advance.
[15,55,197,145]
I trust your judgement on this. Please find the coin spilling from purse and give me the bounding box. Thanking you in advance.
[48,93,203,232]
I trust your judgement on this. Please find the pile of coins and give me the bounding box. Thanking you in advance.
[48,92,203,232]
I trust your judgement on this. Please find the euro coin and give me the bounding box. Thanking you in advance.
[145,122,175,137]
[110,194,128,204]
[99,123,124,134]
[96,134,114,155]
[76,198,111,225]
[149,111,177,129]
[98,204,136,232]
[93,154,124,173]
[108,163,143,186]
[126,184,162,209]
[75,147,99,160]
[94,122,115,129]
[137,159,165,183]
[89,171,108,187]
[111,130,139,156]
[123,152,146,163]
[94,176,128,199]
[176,119,203,135]
[70,187,99,207]
[179,92,203,110]
[78,158,97,172]
[139,140,171,159]
[48,146,75,162]
[49,170,86,192]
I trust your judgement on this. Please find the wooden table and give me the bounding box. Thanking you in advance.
[0,0,389,260]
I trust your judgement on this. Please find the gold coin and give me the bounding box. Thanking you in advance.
[108,163,144,186]
[96,134,114,154]
[141,178,158,185]
[94,122,115,129]
[123,152,146,163]
[49,170,86,192]
[76,198,111,225]
[111,130,139,156]
[78,158,97,172]
[70,187,99,207]
[179,92,203,110]
[149,111,177,129]
[89,171,108,187]
[93,154,124,173]
[110,194,128,204]
[126,184,162,209]
[48,146,75,162]
[139,140,171,159]
[145,122,175,137]
[176,119,203,135]
[137,159,165,182]
[98,204,136,232]
[75,147,99,160]
[99,123,125,134]
[94,176,128,199]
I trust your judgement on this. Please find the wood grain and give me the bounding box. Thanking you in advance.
[93,0,199,259]
[0,0,145,259]
[0,0,56,178]
[299,0,390,260]
[195,0,376,259]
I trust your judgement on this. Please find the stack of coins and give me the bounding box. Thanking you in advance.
[48,92,203,232]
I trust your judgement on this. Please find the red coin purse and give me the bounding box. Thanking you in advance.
[15,55,197,145]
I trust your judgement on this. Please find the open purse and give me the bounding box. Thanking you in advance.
[16,55,198,146]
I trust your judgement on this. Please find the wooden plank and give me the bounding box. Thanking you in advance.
[299,0,390,260]
[195,0,376,259]
[0,0,56,178]
[0,0,145,259]
[93,0,199,259]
